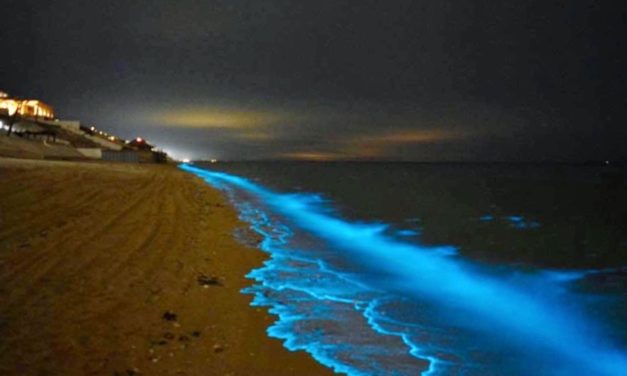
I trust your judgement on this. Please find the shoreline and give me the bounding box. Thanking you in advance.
[0,158,333,375]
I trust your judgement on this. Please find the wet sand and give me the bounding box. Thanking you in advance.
[0,158,333,375]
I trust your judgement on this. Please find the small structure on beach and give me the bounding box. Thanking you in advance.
[101,137,168,163]
[128,137,154,151]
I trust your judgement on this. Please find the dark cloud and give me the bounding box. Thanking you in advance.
[2,0,625,161]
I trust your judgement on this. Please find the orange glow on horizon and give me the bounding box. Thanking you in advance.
[153,108,283,129]
[279,152,346,161]
[279,129,468,161]
[354,129,466,145]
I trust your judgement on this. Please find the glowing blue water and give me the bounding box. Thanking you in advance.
[180,163,627,375]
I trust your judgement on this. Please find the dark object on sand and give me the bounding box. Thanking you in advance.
[197,274,222,287]
[114,370,138,376]
[162,311,177,321]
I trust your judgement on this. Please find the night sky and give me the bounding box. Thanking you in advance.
[2,1,626,161]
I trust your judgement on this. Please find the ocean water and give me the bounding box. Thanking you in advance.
[181,162,627,376]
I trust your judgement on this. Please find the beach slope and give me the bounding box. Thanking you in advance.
[0,158,332,375]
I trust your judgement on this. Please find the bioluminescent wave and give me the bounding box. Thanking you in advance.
[181,164,627,375]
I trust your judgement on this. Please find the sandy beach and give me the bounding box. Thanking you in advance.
[0,158,332,375]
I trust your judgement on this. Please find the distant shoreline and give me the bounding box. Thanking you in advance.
[193,159,627,167]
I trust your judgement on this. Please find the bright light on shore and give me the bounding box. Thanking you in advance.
[182,158,191,163]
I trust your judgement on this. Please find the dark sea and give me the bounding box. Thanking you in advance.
[181,162,627,376]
